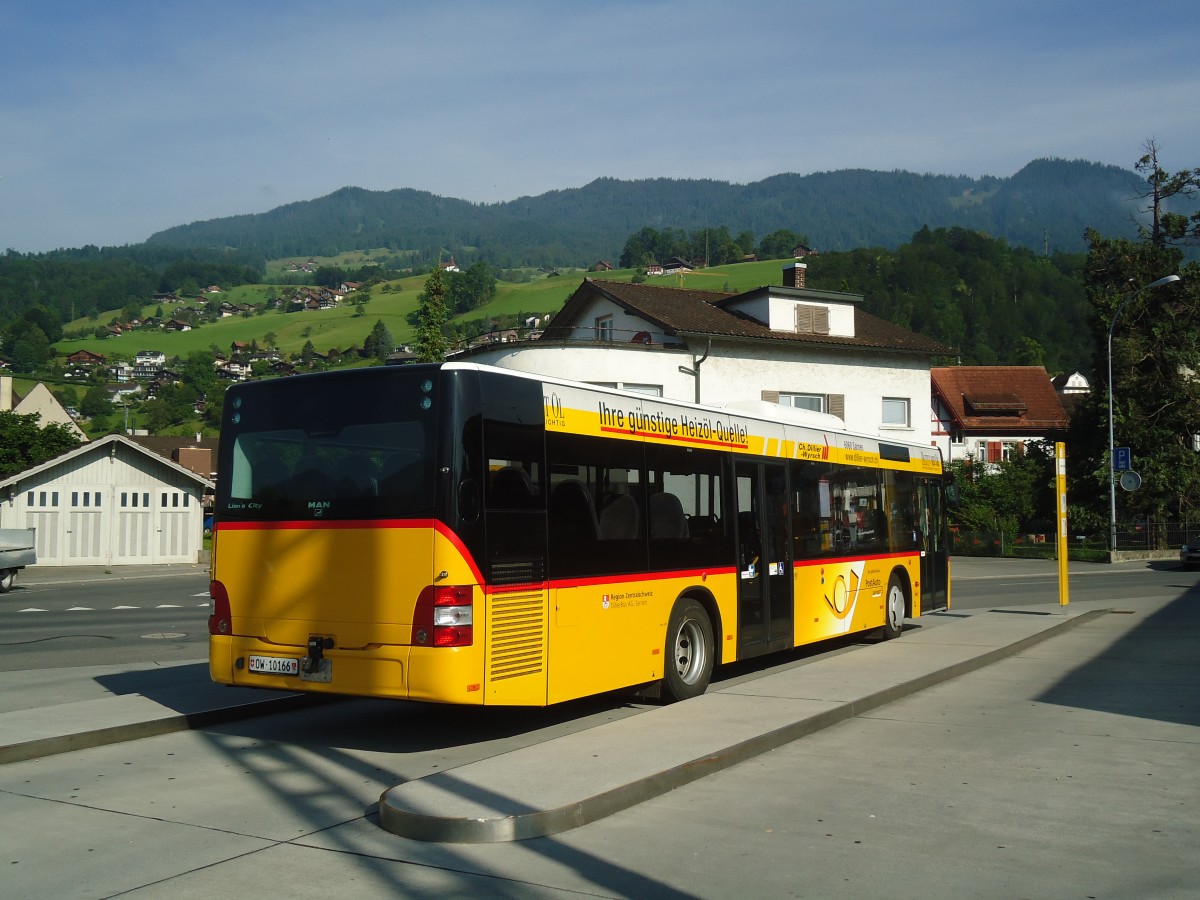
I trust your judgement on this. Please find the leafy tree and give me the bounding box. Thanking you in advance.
[180,350,220,398]
[414,268,449,362]
[445,262,497,314]
[81,384,113,418]
[758,229,810,260]
[1074,143,1199,529]
[363,319,395,363]
[352,290,370,317]
[1080,231,1196,525]
[1134,139,1200,246]
[15,306,63,344]
[948,448,1054,536]
[0,410,81,478]
[10,338,41,373]
[57,386,79,409]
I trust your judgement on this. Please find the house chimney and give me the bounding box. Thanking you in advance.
[783,262,807,289]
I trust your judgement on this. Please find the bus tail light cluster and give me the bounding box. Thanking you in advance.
[208,580,232,636]
[412,585,474,647]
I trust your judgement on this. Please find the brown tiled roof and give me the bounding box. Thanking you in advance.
[126,435,220,469]
[543,279,954,355]
[932,366,1070,433]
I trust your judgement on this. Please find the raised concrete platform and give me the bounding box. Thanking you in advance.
[0,662,309,765]
[378,604,1107,843]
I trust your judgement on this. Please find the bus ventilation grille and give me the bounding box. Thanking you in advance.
[490,557,545,586]
[489,590,545,681]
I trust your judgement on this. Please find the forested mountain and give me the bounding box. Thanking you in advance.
[145,158,1147,265]
[0,156,1159,378]
[806,227,1091,375]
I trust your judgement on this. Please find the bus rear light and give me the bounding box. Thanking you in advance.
[412,584,474,647]
[208,580,232,636]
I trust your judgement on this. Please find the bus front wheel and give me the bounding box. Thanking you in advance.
[881,572,907,640]
[663,598,714,702]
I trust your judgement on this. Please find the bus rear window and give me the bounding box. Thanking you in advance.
[218,372,438,521]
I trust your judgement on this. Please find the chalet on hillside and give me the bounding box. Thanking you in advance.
[66,349,106,366]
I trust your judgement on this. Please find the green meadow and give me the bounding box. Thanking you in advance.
[54,257,799,361]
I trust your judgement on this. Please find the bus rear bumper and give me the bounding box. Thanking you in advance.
[208,636,486,704]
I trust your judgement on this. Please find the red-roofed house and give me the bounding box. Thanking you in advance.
[931,366,1070,464]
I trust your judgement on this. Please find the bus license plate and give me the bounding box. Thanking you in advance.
[248,655,299,676]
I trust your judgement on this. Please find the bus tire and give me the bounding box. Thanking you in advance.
[662,597,714,702]
[882,571,907,640]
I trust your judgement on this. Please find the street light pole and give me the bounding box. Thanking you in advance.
[1107,274,1181,551]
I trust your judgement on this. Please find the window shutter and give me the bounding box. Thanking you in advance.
[794,305,830,334]
[813,306,830,334]
[988,441,1002,463]
[827,394,844,419]
[794,306,813,333]
[761,390,780,404]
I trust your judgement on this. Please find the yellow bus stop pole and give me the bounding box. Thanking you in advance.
[1056,441,1069,606]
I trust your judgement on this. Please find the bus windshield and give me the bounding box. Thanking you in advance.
[217,369,439,522]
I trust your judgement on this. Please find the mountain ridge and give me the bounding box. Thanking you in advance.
[145,158,1147,265]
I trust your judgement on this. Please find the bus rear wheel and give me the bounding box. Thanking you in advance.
[663,598,714,702]
[882,572,907,640]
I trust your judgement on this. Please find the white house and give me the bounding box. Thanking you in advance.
[461,264,952,444]
[0,434,212,566]
[1,376,88,441]
[133,350,167,379]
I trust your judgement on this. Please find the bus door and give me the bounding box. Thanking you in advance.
[917,477,948,612]
[735,461,794,657]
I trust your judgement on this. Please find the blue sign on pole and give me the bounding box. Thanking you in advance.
[1114,447,1132,471]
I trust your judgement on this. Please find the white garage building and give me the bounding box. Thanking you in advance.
[0,434,212,567]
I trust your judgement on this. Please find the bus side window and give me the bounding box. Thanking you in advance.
[790,461,831,558]
[645,440,730,570]
[490,465,535,509]
[648,491,688,539]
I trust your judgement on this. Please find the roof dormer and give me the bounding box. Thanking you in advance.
[716,263,859,338]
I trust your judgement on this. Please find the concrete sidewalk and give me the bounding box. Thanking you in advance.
[0,660,315,765]
[1,590,1106,841]
[377,602,1106,843]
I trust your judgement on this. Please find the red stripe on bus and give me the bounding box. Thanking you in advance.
[214,518,434,531]
[598,426,749,450]
[793,551,919,568]
[543,566,738,591]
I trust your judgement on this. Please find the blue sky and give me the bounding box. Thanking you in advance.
[2,0,1197,253]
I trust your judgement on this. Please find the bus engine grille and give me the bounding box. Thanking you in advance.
[488,590,546,681]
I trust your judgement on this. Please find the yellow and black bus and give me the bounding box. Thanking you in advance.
[209,362,950,705]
